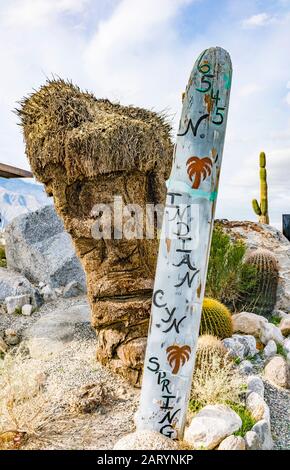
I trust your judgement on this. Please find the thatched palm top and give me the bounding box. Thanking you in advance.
[16,79,173,185]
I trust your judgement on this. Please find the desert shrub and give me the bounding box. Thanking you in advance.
[200,298,233,339]
[0,350,69,450]
[190,352,245,411]
[0,245,6,268]
[206,226,257,310]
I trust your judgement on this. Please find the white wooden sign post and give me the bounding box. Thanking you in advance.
[136,47,232,439]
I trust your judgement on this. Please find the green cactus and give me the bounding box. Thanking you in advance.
[243,249,278,317]
[195,334,228,369]
[200,298,233,339]
[252,151,269,224]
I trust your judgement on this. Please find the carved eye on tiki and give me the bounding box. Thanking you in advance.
[166,344,191,374]
[186,156,212,189]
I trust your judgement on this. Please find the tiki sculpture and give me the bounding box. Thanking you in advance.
[252,151,270,224]
[136,47,232,439]
[17,80,173,386]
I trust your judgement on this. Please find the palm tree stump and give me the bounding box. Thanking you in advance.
[17,80,173,386]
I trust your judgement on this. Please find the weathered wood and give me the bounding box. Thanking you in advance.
[0,163,33,179]
[283,214,290,241]
[136,47,232,439]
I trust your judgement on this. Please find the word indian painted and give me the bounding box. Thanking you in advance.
[136,47,232,439]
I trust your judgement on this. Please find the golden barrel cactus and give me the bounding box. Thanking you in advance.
[200,298,233,339]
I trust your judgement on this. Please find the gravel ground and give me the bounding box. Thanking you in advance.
[264,380,290,450]
[0,295,139,450]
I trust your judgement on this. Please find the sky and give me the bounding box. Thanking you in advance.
[0,0,290,228]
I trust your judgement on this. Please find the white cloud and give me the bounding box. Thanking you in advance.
[242,12,273,28]
[238,83,262,97]
[4,0,89,27]
[0,0,290,228]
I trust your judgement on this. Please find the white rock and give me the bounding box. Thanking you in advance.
[280,317,290,336]
[232,334,258,357]
[247,375,264,398]
[246,392,270,424]
[260,322,284,345]
[245,431,262,450]
[264,355,290,388]
[113,430,179,450]
[238,360,253,375]
[184,404,242,450]
[22,304,33,316]
[284,338,290,353]
[218,435,245,450]
[222,337,245,359]
[5,294,30,314]
[232,312,267,337]
[38,281,46,288]
[252,419,273,450]
[263,340,277,358]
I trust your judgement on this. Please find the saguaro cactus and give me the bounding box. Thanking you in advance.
[252,151,269,224]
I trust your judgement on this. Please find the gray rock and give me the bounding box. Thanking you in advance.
[245,430,262,450]
[238,359,253,375]
[4,205,86,291]
[40,285,56,302]
[218,435,245,450]
[252,419,273,450]
[263,340,277,358]
[222,337,245,360]
[184,404,242,450]
[5,329,20,346]
[63,281,84,298]
[264,355,290,388]
[24,303,91,358]
[0,268,35,302]
[233,334,258,357]
[260,322,284,345]
[22,304,33,316]
[5,294,30,314]
[247,375,264,398]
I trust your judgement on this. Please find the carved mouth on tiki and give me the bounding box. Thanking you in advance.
[93,289,153,303]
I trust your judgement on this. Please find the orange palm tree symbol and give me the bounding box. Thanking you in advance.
[187,156,212,189]
[166,344,191,374]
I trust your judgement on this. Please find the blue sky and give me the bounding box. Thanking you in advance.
[0,0,290,227]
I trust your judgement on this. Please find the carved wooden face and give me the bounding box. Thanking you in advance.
[56,169,160,302]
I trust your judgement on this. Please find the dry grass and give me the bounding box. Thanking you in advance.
[0,349,73,450]
[190,352,245,413]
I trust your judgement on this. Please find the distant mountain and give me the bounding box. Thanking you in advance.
[0,177,52,229]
